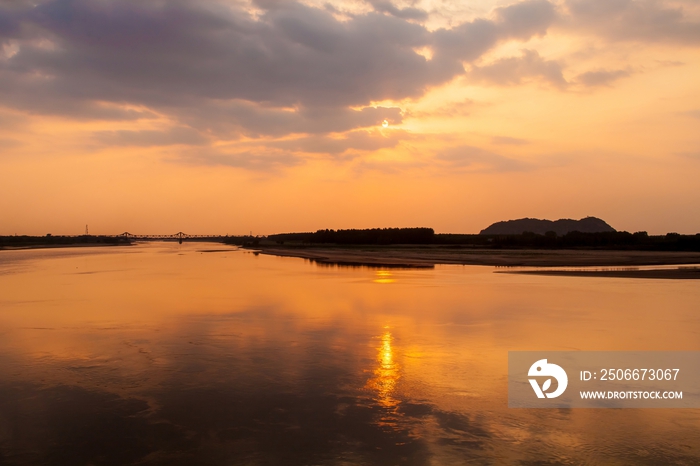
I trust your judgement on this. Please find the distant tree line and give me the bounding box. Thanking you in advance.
[480,231,700,251]
[264,229,700,251]
[223,235,260,246]
[8,230,696,251]
[0,235,131,247]
[432,230,700,251]
[269,228,435,245]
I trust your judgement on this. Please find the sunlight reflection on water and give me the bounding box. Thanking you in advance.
[366,329,401,427]
[373,270,396,284]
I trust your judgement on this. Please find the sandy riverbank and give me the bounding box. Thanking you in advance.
[248,245,700,277]
[499,268,700,279]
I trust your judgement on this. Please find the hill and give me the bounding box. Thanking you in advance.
[479,217,615,236]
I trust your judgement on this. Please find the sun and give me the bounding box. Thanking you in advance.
[382,119,389,128]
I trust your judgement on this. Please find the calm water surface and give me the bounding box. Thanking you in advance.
[1,242,699,465]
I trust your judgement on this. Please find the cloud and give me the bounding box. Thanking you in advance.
[408,98,476,118]
[0,109,28,128]
[2,1,445,121]
[367,0,428,21]
[575,68,631,86]
[431,19,500,64]
[350,157,428,175]
[435,145,528,172]
[469,50,567,88]
[678,109,700,119]
[676,151,700,163]
[496,0,557,39]
[430,1,556,64]
[176,102,403,138]
[178,148,305,171]
[0,13,19,40]
[268,129,407,155]
[0,0,560,168]
[93,127,209,147]
[492,136,529,145]
[655,59,685,67]
[0,138,20,149]
[170,128,411,172]
[0,0,558,114]
[170,128,412,169]
[0,76,160,120]
[565,0,700,44]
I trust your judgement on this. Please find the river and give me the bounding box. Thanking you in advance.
[1,242,699,464]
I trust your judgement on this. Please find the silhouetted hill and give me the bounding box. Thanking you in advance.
[479,217,615,236]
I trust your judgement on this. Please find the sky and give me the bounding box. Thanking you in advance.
[1,0,699,235]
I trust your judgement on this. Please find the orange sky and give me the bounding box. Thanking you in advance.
[1,0,699,235]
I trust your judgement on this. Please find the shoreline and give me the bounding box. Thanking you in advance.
[247,245,700,278]
[498,268,700,279]
[4,242,699,278]
[0,243,133,251]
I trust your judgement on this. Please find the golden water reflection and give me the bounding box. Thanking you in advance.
[367,329,400,407]
[373,270,395,284]
[365,328,403,432]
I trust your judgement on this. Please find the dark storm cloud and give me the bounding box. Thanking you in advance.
[469,50,567,88]
[565,0,700,44]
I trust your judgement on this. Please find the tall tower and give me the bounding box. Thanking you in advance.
[85,224,89,235]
